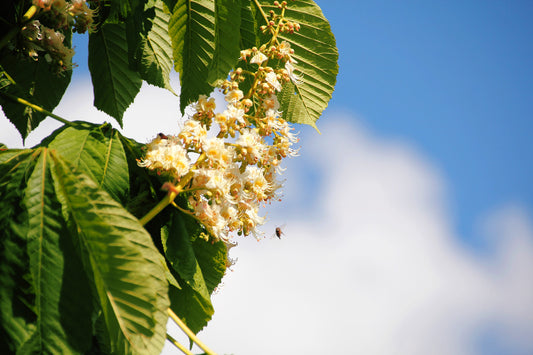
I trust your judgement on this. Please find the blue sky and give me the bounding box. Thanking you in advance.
[319,0,533,251]
[1,1,532,354]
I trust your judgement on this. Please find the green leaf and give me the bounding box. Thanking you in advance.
[168,282,213,335]
[45,122,130,204]
[162,211,210,298]
[0,54,72,140]
[207,0,242,86]
[49,151,169,354]
[0,150,37,353]
[192,237,227,294]
[162,211,214,333]
[167,0,187,75]
[168,0,216,111]
[23,149,93,354]
[89,23,143,125]
[239,0,260,50]
[129,0,176,93]
[0,147,34,165]
[111,0,135,18]
[254,0,339,130]
[103,0,143,22]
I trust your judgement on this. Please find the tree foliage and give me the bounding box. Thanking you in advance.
[0,0,338,353]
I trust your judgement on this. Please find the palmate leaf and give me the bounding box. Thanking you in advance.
[0,54,72,140]
[89,23,143,125]
[0,147,170,354]
[49,150,169,355]
[168,0,243,110]
[165,0,337,126]
[253,0,339,130]
[23,150,93,354]
[45,122,130,204]
[167,237,227,334]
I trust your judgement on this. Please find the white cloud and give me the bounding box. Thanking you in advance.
[188,114,533,355]
[1,83,532,355]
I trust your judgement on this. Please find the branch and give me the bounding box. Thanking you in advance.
[0,91,74,127]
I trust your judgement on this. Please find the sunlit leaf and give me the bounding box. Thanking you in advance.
[168,0,216,111]
[207,0,242,86]
[129,0,176,93]
[253,0,338,130]
[45,123,130,204]
[50,151,169,354]
[89,23,142,125]
[24,149,93,353]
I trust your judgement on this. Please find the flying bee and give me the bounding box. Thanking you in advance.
[273,224,286,239]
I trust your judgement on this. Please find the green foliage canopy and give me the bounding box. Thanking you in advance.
[0,0,338,353]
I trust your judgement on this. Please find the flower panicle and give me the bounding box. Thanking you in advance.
[138,1,302,243]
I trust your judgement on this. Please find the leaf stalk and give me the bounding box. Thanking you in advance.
[168,308,217,355]
[0,91,74,127]
[166,333,195,355]
[253,0,270,26]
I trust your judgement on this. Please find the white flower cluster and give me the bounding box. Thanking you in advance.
[138,42,301,241]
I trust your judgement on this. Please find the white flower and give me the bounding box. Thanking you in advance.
[263,164,284,199]
[243,166,270,201]
[263,109,285,133]
[278,41,292,56]
[285,61,302,84]
[195,95,216,112]
[138,135,190,178]
[226,104,246,125]
[225,89,243,104]
[202,137,233,167]
[179,119,207,148]
[265,72,282,91]
[220,202,238,222]
[250,51,268,65]
[236,128,265,164]
[204,169,232,200]
[279,121,299,145]
[263,94,280,111]
[241,202,265,238]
